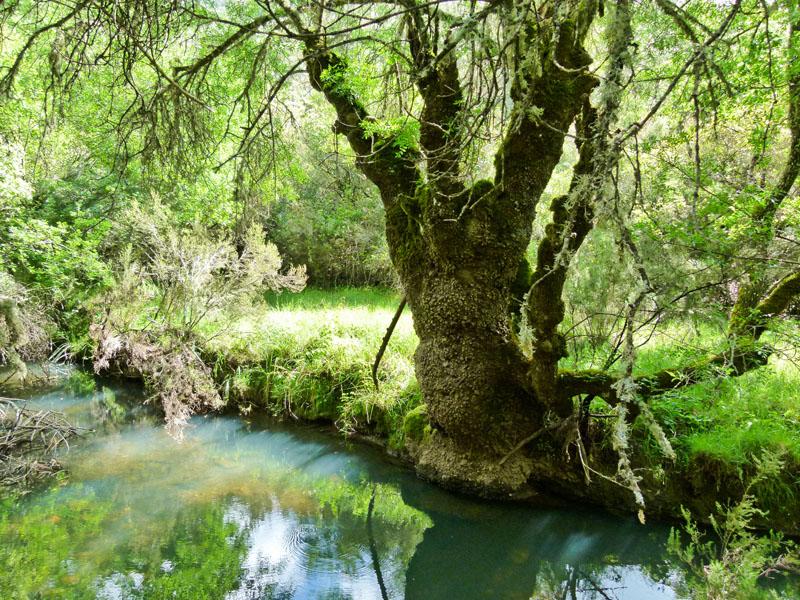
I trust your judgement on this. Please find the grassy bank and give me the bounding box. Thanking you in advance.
[200,288,425,451]
[562,315,800,526]
[119,287,799,527]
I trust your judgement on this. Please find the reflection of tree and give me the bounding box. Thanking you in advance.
[134,504,250,598]
[0,488,248,599]
[224,482,431,600]
[404,504,677,600]
[0,485,119,598]
[530,563,666,600]
[1,396,689,600]
[367,485,389,600]
[0,448,431,599]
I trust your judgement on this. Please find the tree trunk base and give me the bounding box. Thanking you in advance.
[411,435,539,500]
[408,433,800,535]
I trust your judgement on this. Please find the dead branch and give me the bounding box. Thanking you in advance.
[0,397,89,489]
[371,295,406,390]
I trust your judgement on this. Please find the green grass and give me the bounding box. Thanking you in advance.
[651,358,800,464]
[264,286,402,310]
[560,314,731,375]
[561,314,800,463]
[202,287,421,450]
[560,311,800,515]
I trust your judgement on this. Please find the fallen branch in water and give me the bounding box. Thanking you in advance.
[91,325,222,440]
[0,397,90,489]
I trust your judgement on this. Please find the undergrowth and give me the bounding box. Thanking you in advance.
[102,286,800,519]
[561,313,800,525]
[668,450,799,599]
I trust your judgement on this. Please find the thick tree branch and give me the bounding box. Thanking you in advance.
[559,269,800,403]
[495,3,598,217]
[730,270,800,339]
[301,37,420,205]
[560,270,800,402]
[527,103,599,415]
[562,266,800,405]
[558,343,772,405]
[526,0,632,415]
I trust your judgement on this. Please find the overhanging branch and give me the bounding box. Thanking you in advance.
[558,343,772,404]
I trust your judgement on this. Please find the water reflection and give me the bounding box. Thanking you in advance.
[400,491,679,600]
[0,380,682,599]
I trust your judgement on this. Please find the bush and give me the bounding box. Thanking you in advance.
[102,199,306,338]
[92,200,307,437]
[0,141,114,344]
[0,272,52,376]
[668,451,799,600]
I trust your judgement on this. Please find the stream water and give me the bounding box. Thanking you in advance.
[0,377,685,599]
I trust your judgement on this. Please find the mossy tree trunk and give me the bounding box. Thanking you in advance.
[294,0,800,497]
[297,2,601,492]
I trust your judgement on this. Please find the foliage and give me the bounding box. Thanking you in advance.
[0,138,114,347]
[360,117,421,157]
[265,122,396,287]
[91,201,306,436]
[102,199,306,338]
[668,451,800,600]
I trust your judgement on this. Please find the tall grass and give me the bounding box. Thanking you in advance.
[202,287,421,449]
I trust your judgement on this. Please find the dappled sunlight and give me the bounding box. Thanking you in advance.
[221,306,415,349]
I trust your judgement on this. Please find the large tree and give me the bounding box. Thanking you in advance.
[2,0,799,503]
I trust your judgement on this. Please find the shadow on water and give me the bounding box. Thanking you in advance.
[0,378,683,599]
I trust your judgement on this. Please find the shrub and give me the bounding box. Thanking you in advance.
[92,200,307,437]
[668,451,799,600]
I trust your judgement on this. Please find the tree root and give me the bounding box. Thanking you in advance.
[499,415,576,466]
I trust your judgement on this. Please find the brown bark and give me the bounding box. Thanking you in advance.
[527,103,599,417]
[398,11,601,492]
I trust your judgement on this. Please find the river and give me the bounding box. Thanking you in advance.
[1,376,682,599]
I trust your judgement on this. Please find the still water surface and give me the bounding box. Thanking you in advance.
[1,379,681,599]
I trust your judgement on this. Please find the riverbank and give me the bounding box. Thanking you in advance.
[81,287,800,533]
